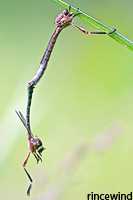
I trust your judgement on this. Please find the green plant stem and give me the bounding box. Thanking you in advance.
[54,0,133,51]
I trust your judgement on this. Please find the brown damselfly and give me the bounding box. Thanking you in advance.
[16,5,116,196]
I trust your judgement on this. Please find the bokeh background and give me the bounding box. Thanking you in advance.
[0,0,133,199]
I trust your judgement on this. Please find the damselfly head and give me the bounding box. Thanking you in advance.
[55,9,69,24]
[55,9,74,27]
[33,137,46,155]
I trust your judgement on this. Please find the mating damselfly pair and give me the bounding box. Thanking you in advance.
[16,5,116,196]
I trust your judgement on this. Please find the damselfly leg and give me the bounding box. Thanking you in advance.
[23,152,33,196]
[66,4,116,35]
[72,24,116,35]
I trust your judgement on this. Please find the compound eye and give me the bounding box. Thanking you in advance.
[63,9,69,16]
[38,146,45,154]
[55,13,63,24]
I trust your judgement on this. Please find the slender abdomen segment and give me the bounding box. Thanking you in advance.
[28,27,63,86]
[29,61,47,85]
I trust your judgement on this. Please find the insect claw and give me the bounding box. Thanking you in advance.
[107,28,116,34]
[39,157,42,162]
[112,28,116,33]
[72,12,82,19]
[27,184,32,196]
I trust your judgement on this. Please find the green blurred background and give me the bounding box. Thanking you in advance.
[0,0,133,199]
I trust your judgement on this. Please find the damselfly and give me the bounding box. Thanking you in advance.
[15,110,45,195]
[16,5,116,196]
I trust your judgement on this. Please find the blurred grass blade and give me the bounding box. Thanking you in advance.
[54,0,133,51]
